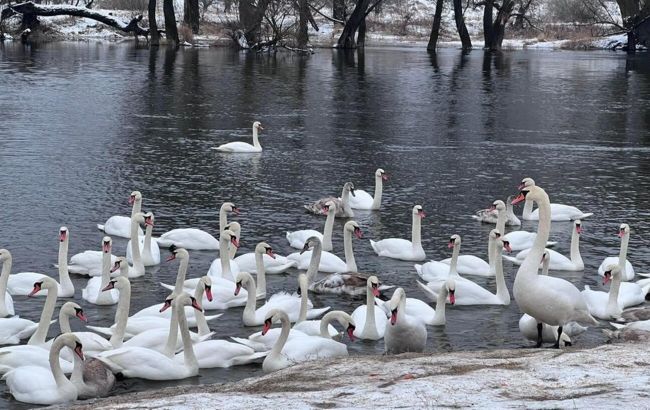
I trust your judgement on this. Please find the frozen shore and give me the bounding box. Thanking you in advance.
[53,341,650,409]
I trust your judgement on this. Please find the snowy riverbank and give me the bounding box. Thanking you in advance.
[53,340,650,409]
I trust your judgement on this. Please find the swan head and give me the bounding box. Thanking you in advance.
[57,333,85,361]
[602,264,621,285]
[345,221,363,239]
[102,236,112,253]
[388,288,406,325]
[200,276,213,301]
[234,272,253,296]
[59,227,69,242]
[574,220,582,235]
[102,276,130,292]
[0,249,10,263]
[448,234,461,249]
[500,239,512,253]
[489,229,501,240]
[221,202,240,216]
[300,236,321,254]
[221,229,240,249]
[512,184,547,206]
[61,301,88,323]
[343,182,356,197]
[375,168,389,181]
[28,276,57,297]
[491,200,506,212]
[367,276,381,297]
[413,205,425,218]
[262,309,288,336]
[517,178,535,190]
[225,222,241,239]
[160,292,203,313]
[618,224,630,238]
[321,200,337,215]
[110,256,128,274]
[128,191,142,205]
[143,212,155,227]
[255,242,275,259]
[445,278,456,305]
[253,121,263,131]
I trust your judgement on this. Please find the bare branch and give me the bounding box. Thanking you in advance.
[308,2,344,24]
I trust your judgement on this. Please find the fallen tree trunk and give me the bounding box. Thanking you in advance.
[1,1,150,36]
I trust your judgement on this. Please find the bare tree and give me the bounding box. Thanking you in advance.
[427,0,444,52]
[163,0,179,45]
[183,0,199,33]
[149,0,159,45]
[453,0,472,49]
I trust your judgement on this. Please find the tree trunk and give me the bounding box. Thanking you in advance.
[483,0,493,47]
[238,0,271,44]
[627,29,637,54]
[426,0,443,52]
[183,0,199,34]
[297,0,308,48]
[148,0,159,46]
[452,0,471,49]
[163,0,179,45]
[357,17,366,47]
[333,0,345,23]
[337,0,371,48]
[489,0,514,51]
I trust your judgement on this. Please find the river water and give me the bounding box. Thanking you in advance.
[1,42,650,408]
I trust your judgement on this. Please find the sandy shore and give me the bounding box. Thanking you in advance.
[49,341,650,409]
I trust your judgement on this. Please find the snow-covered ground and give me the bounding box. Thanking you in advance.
[0,0,632,50]
[52,340,650,409]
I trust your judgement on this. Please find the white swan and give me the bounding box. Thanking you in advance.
[503,230,557,252]
[597,223,635,281]
[472,196,521,226]
[512,184,597,348]
[582,264,649,320]
[286,200,337,251]
[67,236,119,277]
[349,168,388,210]
[96,292,201,380]
[97,190,144,238]
[370,205,426,261]
[380,278,455,326]
[351,276,388,340]
[2,333,84,405]
[214,121,264,153]
[287,233,347,274]
[519,178,593,221]
[384,288,427,354]
[82,237,121,305]
[6,227,74,297]
[206,229,241,281]
[439,232,493,277]
[418,233,511,306]
[261,309,350,372]
[234,242,296,276]
[127,211,160,266]
[235,271,330,326]
[0,250,16,317]
[503,219,584,271]
[304,182,355,218]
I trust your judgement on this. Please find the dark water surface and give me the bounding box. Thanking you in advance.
[1,42,650,408]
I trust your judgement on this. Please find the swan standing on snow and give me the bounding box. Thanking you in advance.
[304,182,356,218]
[6,227,74,297]
[370,205,426,261]
[127,211,160,266]
[417,232,511,306]
[82,237,121,305]
[214,121,264,153]
[234,241,296,276]
[512,184,597,348]
[519,178,593,221]
[582,264,649,320]
[234,272,330,326]
[2,333,85,405]
[261,309,352,372]
[350,276,388,340]
[384,288,427,354]
[97,190,144,238]
[503,219,584,271]
[349,168,388,210]
[598,223,635,281]
[286,200,337,251]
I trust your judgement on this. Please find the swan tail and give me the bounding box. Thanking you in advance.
[306,307,331,319]
[203,313,224,322]
[575,311,599,326]
[232,351,269,366]
[501,255,520,265]
[577,213,593,219]
[97,224,105,231]
[369,240,380,254]
[609,322,626,330]
[414,264,423,277]
[636,273,650,278]
[564,322,587,337]
[159,282,176,291]
[86,325,114,337]
[641,283,650,297]
[416,281,438,302]
[546,241,558,247]
[155,238,176,247]
[229,337,267,352]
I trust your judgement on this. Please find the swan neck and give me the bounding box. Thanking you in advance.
[98,250,111,305]
[319,312,342,339]
[364,286,377,336]
[412,213,422,247]
[163,299,180,357]
[110,283,131,348]
[371,175,383,210]
[58,237,72,292]
[49,339,70,389]
[131,198,142,218]
[130,219,144,274]
[618,232,629,268]
[219,208,227,233]
[194,285,211,336]
[570,227,583,268]
[252,126,261,149]
[298,279,308,323]
[220,236,233,281]
[143,225,153,257]
[344,228,357,272]
[494,245,509,303]
[174,257,189,294]
[450,243,460,276]
[0,256,12,315]
[243,274,258,323]
[306,242,322,285]
[433,288,447,324]
[177,300,198,369]
[496,208,506,234]
[519,191,551,277]
[255,250,267,299]
[28,285,58,346]
[522,198,533,219]
[59,309,72,333]
[322,208,335,251]
[488,234,495,274]
[270,313,291,358]
[607,274,622,316]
